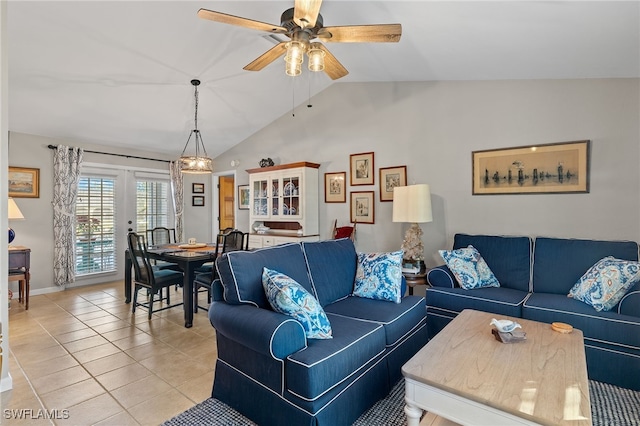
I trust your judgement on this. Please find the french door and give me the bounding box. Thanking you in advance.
[73,165,174,285]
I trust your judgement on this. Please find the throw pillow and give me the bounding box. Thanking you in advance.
[568,256,640,312]
[353,250,403,303]
[438,245,500,290]
[262,267,332,339]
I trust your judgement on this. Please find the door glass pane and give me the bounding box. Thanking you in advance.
[136,180,170,233]
[76,176,116,275]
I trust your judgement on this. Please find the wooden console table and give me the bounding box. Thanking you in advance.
[9,246,31,310]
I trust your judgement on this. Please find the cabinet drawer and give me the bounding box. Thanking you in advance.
[248,236,263,249]
[262,237,275,247]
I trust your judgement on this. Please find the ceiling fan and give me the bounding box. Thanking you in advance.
[198,0,401,80]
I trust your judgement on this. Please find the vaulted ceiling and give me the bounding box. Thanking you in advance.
[7,1,639,158]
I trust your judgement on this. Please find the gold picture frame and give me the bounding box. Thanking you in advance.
[238,185,250,210]
[379,166,407,202]
[9,167,40,198]
[472,140,590,195]
[350,191,375,224]
[350,152,375,186]
[324,172,346,203]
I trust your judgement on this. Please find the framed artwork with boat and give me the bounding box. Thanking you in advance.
[472,140,590,195]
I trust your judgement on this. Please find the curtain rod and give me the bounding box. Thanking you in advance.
[47,144,171,163]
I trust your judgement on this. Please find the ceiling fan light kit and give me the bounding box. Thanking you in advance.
[197,0,401,80]
[179,79,213,174]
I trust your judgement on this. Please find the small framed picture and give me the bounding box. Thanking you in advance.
[192,196,205,207]
[350,191,375,224]
[192,183,205,193]
[238,185,250,210]
[324,172,346,203]
[9,167,40,198]
[379,166,407,202]
[350,152,375,186]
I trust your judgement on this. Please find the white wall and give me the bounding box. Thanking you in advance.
[213,79,640,266]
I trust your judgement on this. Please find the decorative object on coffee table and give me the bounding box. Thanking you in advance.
[392,184,433,271]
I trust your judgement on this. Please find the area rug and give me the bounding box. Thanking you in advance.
[163,380,640,426]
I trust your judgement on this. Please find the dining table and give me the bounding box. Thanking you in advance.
[124,243,219,328]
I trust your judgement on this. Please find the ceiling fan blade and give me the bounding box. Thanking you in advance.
[243,43,288,71]
[318,44,348,80]
[294,0,323,29]
[318,24,402,43]
[198,8,287,34]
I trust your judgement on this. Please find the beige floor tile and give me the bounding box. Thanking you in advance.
[91,319,134,334]
[62,334,110,353]
[176,370,215,403]
[124,340,173,362]
[12,343,69,367]
[110,374,173,409]
[55,327,99,344]
[40,378,105,411]
[74,309,112,321]
[101,325,144,342]
[127,388,194,426]
[71,342,121,364]
[31,365,92,395]
[57,393,124,426]
[94,410,141,426]
[82,314,122,328]
[111,333,154,351]
[20,353,79,379]
[95,363,152,391]
[140,352,213,388]
[83,351,136,377]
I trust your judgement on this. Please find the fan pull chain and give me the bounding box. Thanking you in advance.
[292,80,295,117]
[307,74,312,108]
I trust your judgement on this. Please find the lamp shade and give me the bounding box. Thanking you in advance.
[8,198,25,220]
[392,184,433,223]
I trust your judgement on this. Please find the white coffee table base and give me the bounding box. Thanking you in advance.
[404,378,540,426]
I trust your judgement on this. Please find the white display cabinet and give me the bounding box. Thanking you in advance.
[248,162,320,249]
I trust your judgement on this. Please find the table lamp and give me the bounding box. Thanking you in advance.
[392,184,433,272]
[8,198,25,244]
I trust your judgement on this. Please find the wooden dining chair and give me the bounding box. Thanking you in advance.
[221,230,249,253]
[128,232,184,319]
[146,227,177,246]
[331,219,356,241]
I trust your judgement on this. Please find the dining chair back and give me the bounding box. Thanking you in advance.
[128,232,184,319]
[221,230,249,253]
[193,233,226,313]
[146,227,177,246]
[331,219,356,241]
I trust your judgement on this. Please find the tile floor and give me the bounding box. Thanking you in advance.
[1,280,216,425]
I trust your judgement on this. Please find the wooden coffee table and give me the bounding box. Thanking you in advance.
[402,309,591,425]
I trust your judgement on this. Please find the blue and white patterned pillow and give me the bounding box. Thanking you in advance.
[262,267,332,339]
[568,256,640,312]
[438,245,500,290]
[353,250,403,303]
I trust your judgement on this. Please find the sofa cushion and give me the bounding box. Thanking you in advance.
[439,245,500,290]
[262,268,332,339]
[353,250,403,303]
[426,286,528,319]
[285,314,385,401]
[523,293,640,350]
[568,257,640,312]
[217,243,314,308]
[533,237,639,295]
[453,234,532,292]
[302,238,357,306]
[324,295,426,347]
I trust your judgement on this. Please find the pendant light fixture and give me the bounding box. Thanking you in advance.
[179,79,213,174]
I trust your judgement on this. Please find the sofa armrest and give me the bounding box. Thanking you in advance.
[210,302,307,359]
[618,289,640,317]
[427,265,456,288]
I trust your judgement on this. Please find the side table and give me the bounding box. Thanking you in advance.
[403,266,430,296]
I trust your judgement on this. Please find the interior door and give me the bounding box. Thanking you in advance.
[219,176,235,230]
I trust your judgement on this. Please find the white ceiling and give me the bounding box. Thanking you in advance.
[7,1,640,158]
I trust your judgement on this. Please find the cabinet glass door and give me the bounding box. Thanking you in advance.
[252,179,269,217]
[270,177,279,216]
[281,175,301,217]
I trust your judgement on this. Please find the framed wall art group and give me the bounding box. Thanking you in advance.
[324,152,408,225]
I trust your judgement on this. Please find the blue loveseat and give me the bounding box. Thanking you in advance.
[208,238,428,425]
[427,233,640,390]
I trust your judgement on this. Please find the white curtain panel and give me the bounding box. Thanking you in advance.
[52,145,84,286]
[169,161,184,243]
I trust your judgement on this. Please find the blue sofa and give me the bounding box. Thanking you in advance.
[427,233,640,391]
[209,238,428,425]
